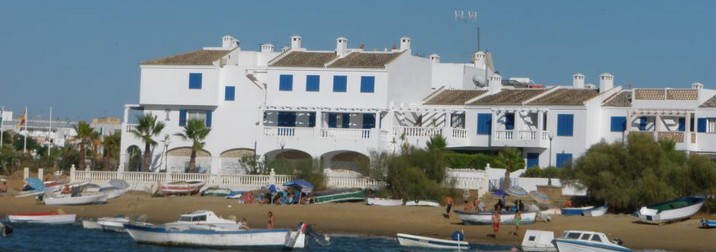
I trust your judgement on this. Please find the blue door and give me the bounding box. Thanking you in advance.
[527,153,539,169]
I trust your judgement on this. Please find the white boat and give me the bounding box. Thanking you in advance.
[561,206,594,216]
[404,200,440,207]
[82,219,102,229]
[582,205,608,217]
[521,230,557,252]
[8,211,76,224]
[636,196,705,224]
[453,210,537,225]
[124,210,307,249]
[366,197,403,206]
[159,180,205,195]
[42,192,108,205]
[97,216,131,232]
[396,233,469,250]
[553,230,631,252]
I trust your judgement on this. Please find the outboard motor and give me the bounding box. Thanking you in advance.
[0,222,13,237]
[451,230,465,241]
[612,238,623,245]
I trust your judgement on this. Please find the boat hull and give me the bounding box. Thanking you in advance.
[637,196,705,224]
[553,239,632,252]
[404,200,440,207]
[312,190,365,204]
[97,217,131,232]
[160,181,205,195]
[8,213,76,224]
[366,197,403,206]
[521,230,557,252]
[396,233,469,250]
[582,205,608,217]
[701,219,716,228]
[44,193,107,205]
[561,206,594,216]
[125,224,302,249]
[454,210,537,225]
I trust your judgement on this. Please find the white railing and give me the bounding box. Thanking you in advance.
[518,130,538,141]
[452,128,467,139]
[495,130,515,140]
[396,127,444,137]
[263,126,315,137]
[320,128,372,139]
[125,124,138,133]
[541,131,551,140]
[326,175,385,189]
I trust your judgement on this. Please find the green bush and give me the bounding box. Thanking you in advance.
[444,152,492,169]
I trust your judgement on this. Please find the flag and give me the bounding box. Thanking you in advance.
[16,111,26,128]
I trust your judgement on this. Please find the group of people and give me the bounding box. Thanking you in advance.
[237,211,275,230]
[462,197,486,212]
[444,193,523,239]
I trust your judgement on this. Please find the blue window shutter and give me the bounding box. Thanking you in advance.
[179,109,187,126]
[278,112,295,127]
[360,76,375,93]
[638,117,647,131]
[287,112,296,127]
[610,116,626,132]
[306,75,320,92]
[205,110,212,127]
[362,114,375,129]
[678,118,685,132]
[477,113,492,135]
[189,73,202,89]
[698,118,707,132]
[328,113,337,128]
[224,86,235,101]
[342,113,350,128]
[526,153,539,169]
[556,153,572,168]
[279,74,293,91]
[333,76,347,92]
[308,112,316,127]
[505,113,515,130]
[557,114,573,136]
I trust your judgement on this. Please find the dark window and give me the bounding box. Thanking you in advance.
[360,76,375,93]
[333,76,347,92]
[279,74,293,91]
[526,153,539,169]
[505,113,515,130]
[306,75,320,92]
[362,114,375,129]
[189,73,202,89]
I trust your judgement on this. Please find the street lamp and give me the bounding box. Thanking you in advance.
[548,133,554,186]
[162,135,170,172]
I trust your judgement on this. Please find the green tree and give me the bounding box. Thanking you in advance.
[74,121,94,170]
[494,148,524,190]
[293,158,327,191]
[175,118,210,173]
[130,114,165,172]
[102,132,121,171]
[239,154,267,175]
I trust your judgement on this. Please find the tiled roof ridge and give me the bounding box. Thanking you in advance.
[141,48,234,66]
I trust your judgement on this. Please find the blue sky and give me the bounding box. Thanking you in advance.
[1,0,714,121]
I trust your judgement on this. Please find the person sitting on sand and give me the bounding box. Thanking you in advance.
[0,181,7,193]
[61,185,71,195]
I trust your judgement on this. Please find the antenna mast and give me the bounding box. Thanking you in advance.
[454,10,478,62]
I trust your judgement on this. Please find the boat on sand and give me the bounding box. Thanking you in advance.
[397,232,469,250]
[636,196,705,224]
[453,210,536,225]
[521,230,557,252]
[8,210,76,224]
[553,230,631,252]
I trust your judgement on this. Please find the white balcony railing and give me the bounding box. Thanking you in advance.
[263,126,316,137]
[125,124,138,133]
[320,128,372,139]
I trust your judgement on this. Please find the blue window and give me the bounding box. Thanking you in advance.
[678,118,685,132]
[556,153,573,168]
[333,76,347,92]
[362,114,375,129]
[306,75,320,92]
[557,114,574,136]
[360,76,375,93]
[342,113,350,128]
[224,86,235,101]
[189,73,202,89]
[610,116,626,132]
[179,109,212,127]
[277,112,296,127]
[205,111,212,128]
[526,153,539,169]
[697,118,707,133]
[179,109,187,126]
[477,113,492,135]
[279,74,293,91]
[638,117,648,131]
[505,113,515,130]
[328,113,337,128]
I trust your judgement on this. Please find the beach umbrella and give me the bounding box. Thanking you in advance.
[283,179,314,193]
[24,177,45,191]
[266,184,279,193]
[491,189,506,197]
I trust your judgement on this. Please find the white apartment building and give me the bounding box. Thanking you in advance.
[119,35,716,174]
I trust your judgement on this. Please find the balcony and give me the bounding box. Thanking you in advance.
[393,127,469,147]
[493,130,550,148]
[263,126,373,140]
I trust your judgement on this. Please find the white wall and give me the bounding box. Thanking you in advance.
[387,54,433,107]
[139,66,219,106]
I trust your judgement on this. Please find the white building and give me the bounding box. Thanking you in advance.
[119,35,716,174]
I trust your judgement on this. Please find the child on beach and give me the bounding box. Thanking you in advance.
[491,208,500,238]
[512,210,521,237]
[444,195,454,218]
[267,211,274,229]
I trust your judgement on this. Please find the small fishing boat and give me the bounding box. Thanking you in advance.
[521,230,557,252]
[561,206,594,216]
[553,230,631,252]
[636,196,706,224]
[42,192,108,205]
[159,180,205,195]
[453,210,537,225]
[97,216,132,232]
[506,186,528,197]
[366,197,403,206]
[582,205,609,217]
[528,190,552,205]
[311,189,365,204]
[404,200,440,207]
[8,210,76,224]
[200,187,233,197]
[396,232,470,250]
[82,218,102,230]
[700,218,716,228]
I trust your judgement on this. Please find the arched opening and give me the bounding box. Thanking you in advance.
[166,147,212,173]
[125,145,142,172]
[220,148,255,174]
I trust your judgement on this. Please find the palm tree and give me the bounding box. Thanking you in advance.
[90,131,102,170]
[175,118,211,173]
[102,132,121,171]
[74,121,94,170]
[494,147,525,190]
[130,114,165,172]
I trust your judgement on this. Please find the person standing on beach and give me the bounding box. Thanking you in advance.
[492,208,500,238]
[444,194,454,218]
[267,211,274,229]
[512,210,521,237]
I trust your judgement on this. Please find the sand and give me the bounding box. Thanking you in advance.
[0,188,713,251]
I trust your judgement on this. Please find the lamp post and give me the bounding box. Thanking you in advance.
[162,135,170,172]
[548,133,554,186]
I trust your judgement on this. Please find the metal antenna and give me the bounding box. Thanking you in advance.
[454,10,478,62]
[477,27,481,51]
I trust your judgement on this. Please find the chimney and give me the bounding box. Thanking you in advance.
[692,82,703,89]
[336,37,348,57]
[599,73,614,93]
[261,43,274,53]
[222,36,239,49]
[429,54,440,63]
[473,51,486,68]
[399,36,411,52]
[290,35,302,49]
[488,73,502,94]
[572,73,585,89]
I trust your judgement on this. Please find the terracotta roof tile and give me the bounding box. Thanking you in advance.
[328,52,402,69]
[634,89,666,100]
[424,89,487,105]
[602,91,632,107]
[700,95,716,108]
[468,89,546,105]
[141,49,232,65]
[528,89,600,105]
[666,89,698,100]
[270,51,337,67]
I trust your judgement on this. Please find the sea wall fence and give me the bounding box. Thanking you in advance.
[26,164,585,196]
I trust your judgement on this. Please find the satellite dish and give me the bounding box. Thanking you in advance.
[472,75,487,87]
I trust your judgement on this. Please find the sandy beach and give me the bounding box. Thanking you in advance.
[0,189,714,252]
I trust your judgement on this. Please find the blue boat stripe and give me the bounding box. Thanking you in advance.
[124,224,290,235]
